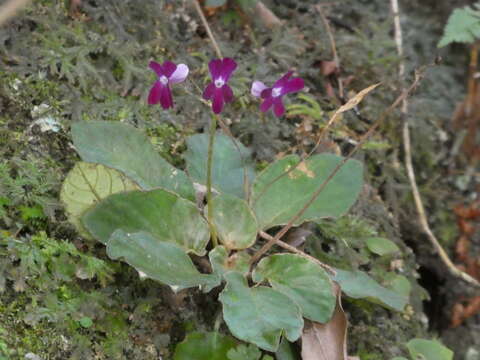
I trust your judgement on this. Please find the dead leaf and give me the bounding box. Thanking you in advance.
[255,1,283,28]
[285,226,313,248]
[335,83,381,115]
[451,296,480,328]
[451,201,480,327]
[320,60,338,77]
[301,284,348,360]
[325,81,336,99]
[297,162,315,178]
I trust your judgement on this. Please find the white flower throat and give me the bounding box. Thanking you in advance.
[272,87,282,97]
[159,75,168,85]
[215,78,225,88]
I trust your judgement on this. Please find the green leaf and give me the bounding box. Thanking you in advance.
[383,273,412,298]
[174,332,237,360]
[107,230,219,292]
[332,269,407,311]
[61,162,139,238]
[83,189,209,255]
[391,357,409,360]
[227,344,262,360]
[19,204,45,222]
[219,272,303,352]
[253,254,336,323]
[438,5,480,47]
[250,154,363,230]
[79,316,93,328]
[210,194,258,250]
[276,338,298,360]
[185,133,255,198]
[209,246,251,279]
[72,121,195,200]
[365,237,400,256]
[406,339,453,360]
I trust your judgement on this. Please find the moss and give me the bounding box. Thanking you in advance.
[347,303,428,359]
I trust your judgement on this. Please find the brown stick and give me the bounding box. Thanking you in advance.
[259,231,336,275]
[192,0,223,59]
[390,0,480,288]
[316,4,344,98]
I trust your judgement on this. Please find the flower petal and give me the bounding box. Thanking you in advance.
[160,85,173,109]
[208,59,223,80]
[273,97,285,117]
[161,61,177,78]
[222,84,234,103]
[220,58,237,81]
[281,77,305,95]
[273,71,294,88]
[251,81,268,97]
[149,61,163,77]
[169,64,189,84]
[203,82,216,100]
[148,81,162,105]
[260,96,274,113]
[212,88,224,114]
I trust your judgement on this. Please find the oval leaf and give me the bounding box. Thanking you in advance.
[219,272,304,352]
[250,154,363,230]
[332,269,408,311]
[227,344,262,360]
[174,331,236,360]
[253,254,336,323]
[365,237,400,256]
[107,230,219,292]
[185,133,255,198]
[60,162,138,238]
[72,121,195,200]
[276,338,297,360]
[83,189,209,255]
[211,194,258,250]
[406,339,453,360]
[383,273,411,298]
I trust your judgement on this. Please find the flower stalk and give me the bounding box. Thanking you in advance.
[206,114,218,247]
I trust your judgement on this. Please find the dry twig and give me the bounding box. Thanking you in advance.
[316,4,343,98]
[192,0,223,58]
[390,0,480,288]
[259,231,336,275]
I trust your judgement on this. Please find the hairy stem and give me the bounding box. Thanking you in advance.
[207,115,218,247]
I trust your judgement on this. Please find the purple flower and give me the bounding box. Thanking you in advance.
[148,60,189,109]
[203,58,237,114]
[251,71,305,117]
